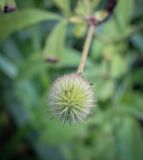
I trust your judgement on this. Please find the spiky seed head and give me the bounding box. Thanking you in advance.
[48,74,95,124]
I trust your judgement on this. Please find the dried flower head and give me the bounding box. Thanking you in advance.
[48,74,95,124]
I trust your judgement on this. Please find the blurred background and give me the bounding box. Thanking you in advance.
[0,0,143,160]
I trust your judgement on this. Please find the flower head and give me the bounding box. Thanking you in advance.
[49,74,95,124]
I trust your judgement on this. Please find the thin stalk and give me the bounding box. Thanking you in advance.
[77,25,95,74]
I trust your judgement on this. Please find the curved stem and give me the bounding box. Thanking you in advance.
[77,25,95,74]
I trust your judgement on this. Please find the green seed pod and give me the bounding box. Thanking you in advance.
[49,74,95,124]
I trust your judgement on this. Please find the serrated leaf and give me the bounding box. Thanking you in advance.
[43,20,67,60]
[0,9,61,39]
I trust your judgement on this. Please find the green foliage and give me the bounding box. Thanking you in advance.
[43,20,67,60]
[53,0,71,15]
[0,0,143,160]
[0,53,18,78]
[0,0,16,11]
[0,9,61,39]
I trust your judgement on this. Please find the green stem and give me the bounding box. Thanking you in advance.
[77,25,95,74]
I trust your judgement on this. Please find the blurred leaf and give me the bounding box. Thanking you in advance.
[102,20,123,39]
[53,0,71,15]
[75,0,91,16]
[91,39,104,60]
[42,118,83,145]
[132,68,143,85]
[75,0,101,16]
[111,54,127,78]
[0,53,18,78]
[15,80,40,108]
[1,38,23,62]
[102,0,134,39]
[84,61,115,101]
[59,47,94,69]
[91,0,101,11]
[96,79,115,101]
[17,53,48,80]
[120,92,143,120]
[43,20,67,60]
[115,0,134,25]
[1,1,143,160]
[131,34,143,53]
[113,116,143,160]
[58,47,80,67]
[0,9,61,39]
[73,23,87,38]
[0,0,16,11]
[68,110,143,160]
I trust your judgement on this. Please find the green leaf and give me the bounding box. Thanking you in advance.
[111,54,127,78]
[15,80,40,108]
[91,39,104,60]
[57,47,93,69]
[0,53,18,78]
[17,53,48,80]
[131,34,143,53]
[0,9,61,39]
[120,92,143,120]
[114,0,134,33]
[73,23,87,38]
[53,0,71,15]
[42,118,83,145]
[91,0,101,11]
[75,0,91,16]
[75,0,101,16]
[113,116,143,160]
[58,47,80,67]
[102,0,134,39]
[115,0,134,25]
[43,20,67,60]
[96,79,115,101]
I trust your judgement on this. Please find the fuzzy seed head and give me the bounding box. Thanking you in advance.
[48,74,95,124]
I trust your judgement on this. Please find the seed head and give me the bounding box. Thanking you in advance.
[48,74,95,124]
